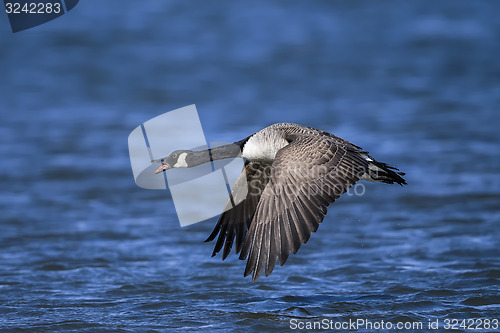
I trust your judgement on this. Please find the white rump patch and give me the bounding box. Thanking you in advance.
[361,153,373,162]
[368,164,384,172]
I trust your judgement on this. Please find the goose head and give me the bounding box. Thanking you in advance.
[153,150,191,174]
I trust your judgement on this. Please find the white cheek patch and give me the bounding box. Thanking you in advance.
[173,152,188,168]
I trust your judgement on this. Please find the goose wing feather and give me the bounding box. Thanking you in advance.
[239,133,369,282]
[205,161,272,259]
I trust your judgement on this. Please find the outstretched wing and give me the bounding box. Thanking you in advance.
[205,161,272,259]
[239,134,369,282]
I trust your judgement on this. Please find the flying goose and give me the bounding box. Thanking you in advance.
[153,123,406,282]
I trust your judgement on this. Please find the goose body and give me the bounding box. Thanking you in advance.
[154,123,406,282]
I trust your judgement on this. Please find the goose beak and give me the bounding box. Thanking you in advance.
[154,164,170,174]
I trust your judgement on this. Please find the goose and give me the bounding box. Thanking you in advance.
[153,123,406,282]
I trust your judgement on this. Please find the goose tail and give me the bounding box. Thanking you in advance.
[364,161,407,186]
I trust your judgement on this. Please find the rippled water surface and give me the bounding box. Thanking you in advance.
[1,1,499,332]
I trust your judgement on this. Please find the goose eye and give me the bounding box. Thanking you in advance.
[172,153,177,159]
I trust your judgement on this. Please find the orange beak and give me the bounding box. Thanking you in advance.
[154,164,170,174]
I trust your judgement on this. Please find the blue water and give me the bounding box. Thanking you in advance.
[1,1,499,332]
